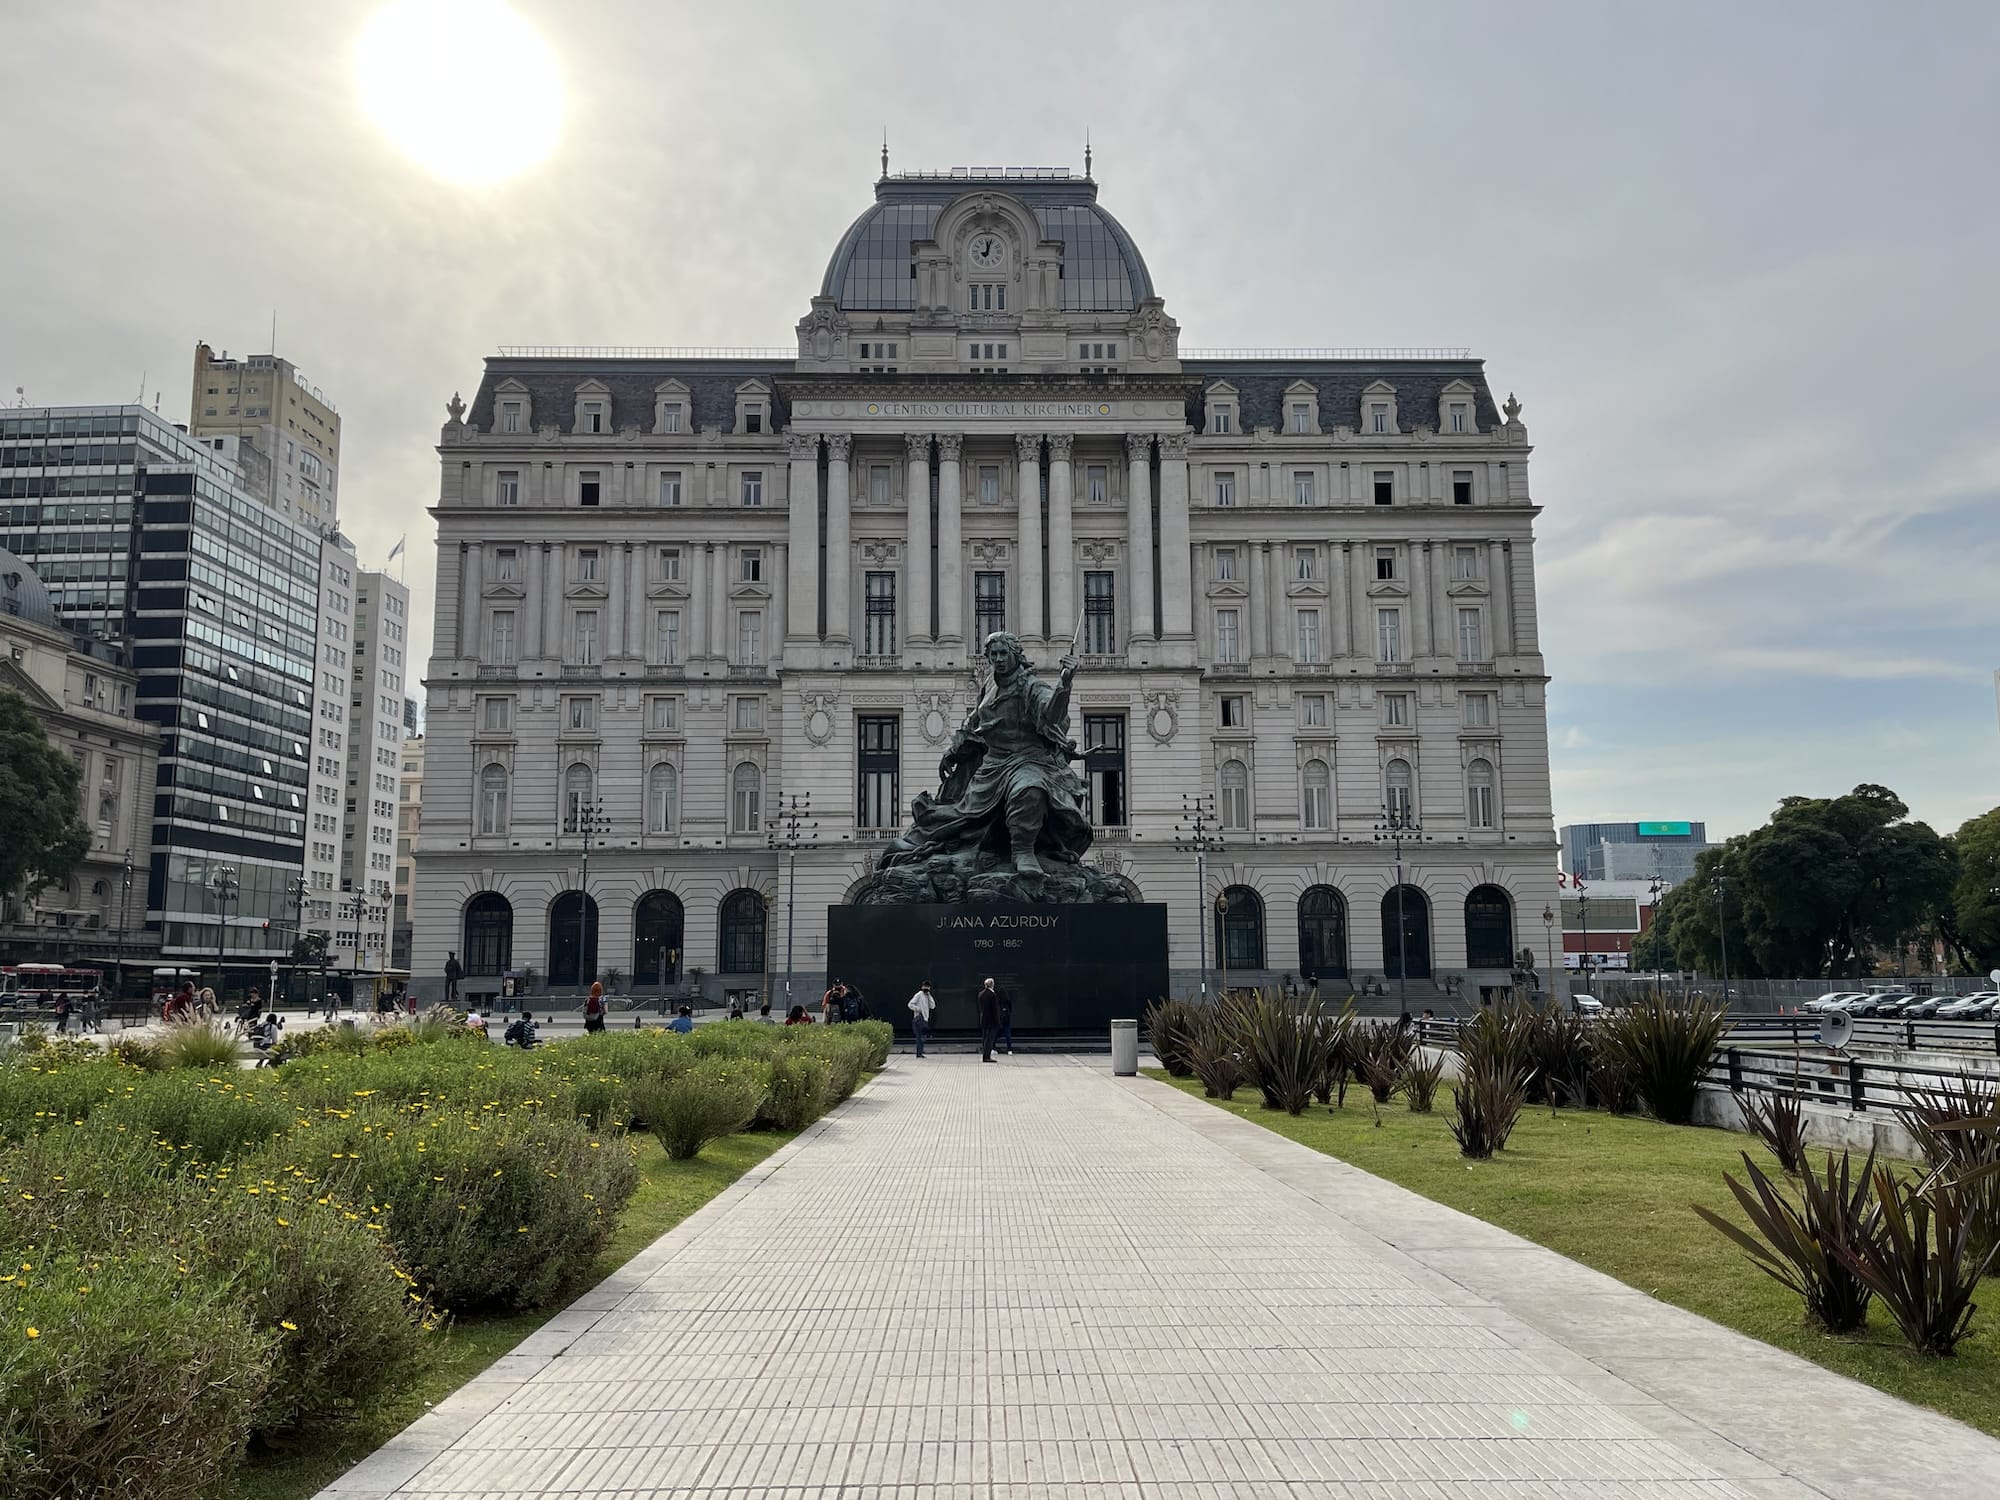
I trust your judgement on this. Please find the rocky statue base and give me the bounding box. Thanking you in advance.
[850,847,1136,906]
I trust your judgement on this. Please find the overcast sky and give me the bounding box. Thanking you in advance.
[4,0,1995,842]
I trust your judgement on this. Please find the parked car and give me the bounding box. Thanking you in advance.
[1939,992,2000,1018]
[1570,994,1604,1016]
[1806,992,1867,1012]
[1851,992,1916,1017]
[1904,996,1948,1018]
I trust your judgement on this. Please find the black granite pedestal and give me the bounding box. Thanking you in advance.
[825,903,1170,1035]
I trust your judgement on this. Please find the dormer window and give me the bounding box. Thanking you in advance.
[744,406,764,434]
[572,381,612,435]
[659,406,683,433]
[1448,402,1469,433]
[1370,403,1390,433]
[1205,382,1239,436]
[1291,404,1310,433]
[733,380,773,435]
[500,401,522,433]
[653,379,690,435]
[1213,409,1233,433]
[1438,380,1478,435]
[1283,381,1321,435]
[1362,381,1400,435]
[581,401,605,434]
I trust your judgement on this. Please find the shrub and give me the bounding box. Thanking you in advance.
[1524,1004,1595,1108]
[301,1108,637,1313]
[1590,1050,1637,1115]
[759,1054,832,1130]
[1144,998,1198,1077]
[1695,1148,1876,1334]
[1449,1003,1535,1158]
[1741,1089,1809,1175]
[0,1056,135,1144]
[633,1060,764,1161]
[1241,991,1350,1116]
[98,1072,296,1166]
[1596,994,1728,1125]
[1895,1078,2000,1266]
[1839,1165,2000,1356]
[789,1029,869,1103]
[7,1033,102,1070]
[0,1247,272,1500]
[1186,1004,1245,1100]
[1355,1021,1412,1104]
[849,1019,893,1070]
[151,1021,246,1072]
[1400,1049,1445,1113]
[269,1020,371,1063]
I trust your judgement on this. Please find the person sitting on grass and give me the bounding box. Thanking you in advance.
[464,1008,488,1039]
[252,1012,284,1065]
[785,1004,814,1026]
[668,1004,695,1034]
[503,1009,539,1049]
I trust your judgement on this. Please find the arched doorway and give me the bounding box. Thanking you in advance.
[633,890,684,989]
[718,889,767,974]
[1381,885,1432,980]
[1215,884,1265,972]
[547,891,599,989]
[1465,884,1514,969]
[1297,886,1348,980]
[462,893,512,975]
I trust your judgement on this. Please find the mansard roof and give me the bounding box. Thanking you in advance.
[1183,361,1501,434]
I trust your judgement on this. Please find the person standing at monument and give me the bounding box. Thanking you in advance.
[907,981,935,1058]
[443,950,463,1004]
[977,978,1002,1063]
[994,979,1014,1054]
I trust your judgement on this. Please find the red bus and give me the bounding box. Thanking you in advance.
[0,964,104,1003]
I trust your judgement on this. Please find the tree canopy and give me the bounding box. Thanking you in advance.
[0,688,91,900]
[1642,784,1963,979]
[1949,806,2000,975]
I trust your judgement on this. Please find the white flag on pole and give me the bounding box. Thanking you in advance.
[386,535,405,563]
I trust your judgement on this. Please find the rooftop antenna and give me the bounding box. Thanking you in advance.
[1084,131,1092,181]
[881,130,889,179]
[134,369,147,405]
[270,309,278,357]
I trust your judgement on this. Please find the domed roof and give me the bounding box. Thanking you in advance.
[0,547,57,630]
[822,171,1154,314]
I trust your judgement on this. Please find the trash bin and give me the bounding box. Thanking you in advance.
[1110,1017,1138,1076]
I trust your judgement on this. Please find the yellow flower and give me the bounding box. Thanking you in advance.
[276,1218,291,1227]
[281,1320,299,1332]
[24,1328,38,1339]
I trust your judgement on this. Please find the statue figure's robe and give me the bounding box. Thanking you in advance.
[880,667,1092,871]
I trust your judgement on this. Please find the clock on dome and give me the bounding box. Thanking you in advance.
[969,235,1004,269]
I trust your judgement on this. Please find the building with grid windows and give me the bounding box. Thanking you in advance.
[189,343,342,527]
[412,166,1558,1007]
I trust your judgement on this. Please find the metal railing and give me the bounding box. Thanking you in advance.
[1708,1045,1992,1117]
[495,346,796,360]
[1723,1013,2000,1057]
[1182,347,1474,361]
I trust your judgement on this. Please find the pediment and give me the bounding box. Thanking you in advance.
[1366,579,1410,599]
[483,582,526,600]
[1205,580,1250,598]
[1286,580,1330,599]
[0,658,60,713]
[573,377,611,397]
[728,583,774,602]
[1361,378,1398,396]
[1205,379,1239,398]
[492,377,530,396]
[1282,378,1318,396]
[653,377,690,398]
[1445,579,1488,597]
[734,378,773,398]
[1440,378,1478,397]
[566,583,609,601]
[646,582,691,600]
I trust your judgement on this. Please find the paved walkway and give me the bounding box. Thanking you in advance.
[323,1057,2000,1498]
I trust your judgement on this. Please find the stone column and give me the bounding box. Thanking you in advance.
[1489,539,1512,655]
[1124,433,1155,644]
[626,542,643,654]
[541,543,561,658]
[784,433,819,643]
[688,542,708,658]
[905,434,932,643]
[1249,541,1270,659]
[823,434,852,646]
[1157,433,1194,640]
[606,541,625,658]
[1511,540,1539,651]
[1432,541,1454,652]
[457,542,477,658]
[770,542,787,650]
[1329,540,1350,657]
[1046,434,1075,640]
[1015,434,1043,644]
[522,543,542,657]
[936,434,964,647]
[707,542,727,660]
[1412,541,1433,657]
[1348,542,1370,658]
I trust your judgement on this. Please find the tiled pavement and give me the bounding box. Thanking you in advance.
[319,1056,2000,1499]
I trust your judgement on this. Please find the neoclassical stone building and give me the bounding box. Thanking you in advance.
[413,166,1557,1009]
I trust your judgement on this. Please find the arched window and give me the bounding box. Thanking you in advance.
[478,764,509,835]
[1381,884,1432,980]
[1465,884,1514,970]
[90,879,108,899]
[1466,758,1495,830]
[633,890,684,987]
[1216,884,1265,971]
[1298,886,1348,980]
[718,889,767,973]
[462,893,513,975]
[1219,759,1249,830]
[1385,758,1414,823]
[1302,759,1331,830]
[547,890,599,989]
[731,763,761,833]
[647,763,678,834]
[562,764,594,833]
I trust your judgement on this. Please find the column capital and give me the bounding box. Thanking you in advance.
[1046,433,1074,460]
[1124,432,1154,462]
[825,433,852,460]
[1015,433,1042,462]
[785,432,819,460]
[936,433,963,460]
[905,432,932,460]
[1159,431,1191,460]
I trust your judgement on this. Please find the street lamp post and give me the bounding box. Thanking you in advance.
[342,889,372,1011]
[765,792,817,1008]
[1646,875,1667,987]
[1174,792,1225,1000]
[1216,892,1231,998]
[286,874,308,1008]
[115,848,134,1004]
[1577,892,1592,997]
[1712,873,1732,1005]
[207,864,239,1002]
[1374,804,1426,1022]
[1541,904,1556,1001]
[569,798,604,995]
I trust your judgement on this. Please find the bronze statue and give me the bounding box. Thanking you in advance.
[854,632,1131,905]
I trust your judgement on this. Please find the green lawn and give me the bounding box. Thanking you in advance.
[228,1129,793,1500]
[1149,1070,2000,1437]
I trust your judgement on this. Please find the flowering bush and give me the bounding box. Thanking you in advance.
[633,1060,765,1161]
[759,1054,833,1130]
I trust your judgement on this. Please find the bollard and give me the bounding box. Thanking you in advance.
[1111,1018,1139,1076]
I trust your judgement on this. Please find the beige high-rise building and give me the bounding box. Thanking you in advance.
[189,342,342,526]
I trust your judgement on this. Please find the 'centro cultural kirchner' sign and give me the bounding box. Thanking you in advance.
[865,400,1114,420]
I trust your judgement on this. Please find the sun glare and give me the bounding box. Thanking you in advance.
[356,0,562,187]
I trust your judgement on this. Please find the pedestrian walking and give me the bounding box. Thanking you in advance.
[53,993,71,1036]
[583,981,607,1034]
[907,981,935,1058]
[977,978,1001,1063]
[443,950,463,1004]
